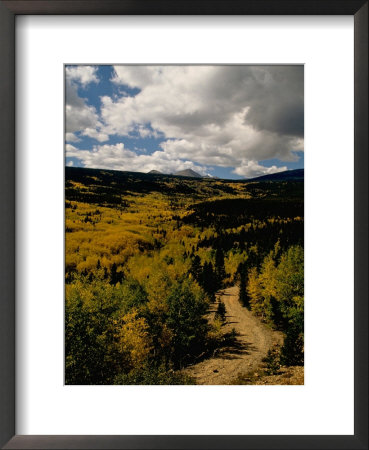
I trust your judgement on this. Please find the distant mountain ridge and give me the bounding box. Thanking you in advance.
[174,169,202,178]
[146,168,303,181]
[70,166,303,182]
[247,169,304,182]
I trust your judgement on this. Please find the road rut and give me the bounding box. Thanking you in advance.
[184,285,283,385]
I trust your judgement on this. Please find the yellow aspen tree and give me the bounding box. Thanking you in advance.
[115,311,153,370]
[247,267,263,316]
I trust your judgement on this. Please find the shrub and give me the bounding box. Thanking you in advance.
[262,348,281,375]
[215,301,226,323]
[113,365,196,385]
[166,279,209,368]
[280,326,304,366]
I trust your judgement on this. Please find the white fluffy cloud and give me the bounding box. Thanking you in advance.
[65,132,80,143]
[66,143,208,175]
[66,65,304,178]
[81,127,109,142]
[65,78,99,134]
[66,66,99,86]
[233,160,287,178]
[65,66,108,142]
[102,66,303,168]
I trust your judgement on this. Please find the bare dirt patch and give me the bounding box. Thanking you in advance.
[183,285,284,385]
[234,365,304,385]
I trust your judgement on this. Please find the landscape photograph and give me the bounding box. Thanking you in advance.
[65,65,304,385]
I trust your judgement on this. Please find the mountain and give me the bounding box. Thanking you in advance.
[246,169,304,182]
[174,169,202,178]
[148,170,163,174]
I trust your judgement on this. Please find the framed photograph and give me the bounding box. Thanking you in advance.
[64,62,305,388]
[0,1,367,449]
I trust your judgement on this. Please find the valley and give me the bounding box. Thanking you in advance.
[65,167,304,385]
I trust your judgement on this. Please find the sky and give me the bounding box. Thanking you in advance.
[65,65,304,180]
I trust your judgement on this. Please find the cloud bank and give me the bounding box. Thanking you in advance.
[66,65,304,178]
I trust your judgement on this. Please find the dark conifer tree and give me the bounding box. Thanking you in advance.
[110,263,123,285]
[280,325,304,366]
[215,300,226,322]
[201,262,217,301]
[190,255,202,282]
[238,262,250,309]
[215,247,226,287]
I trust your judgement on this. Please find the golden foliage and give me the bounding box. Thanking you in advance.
[115,310,153,368]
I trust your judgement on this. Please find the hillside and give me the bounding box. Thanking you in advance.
[65,166,304,385]
[247,168,304,182]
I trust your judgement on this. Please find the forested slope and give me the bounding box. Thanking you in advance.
[65,167,304,384]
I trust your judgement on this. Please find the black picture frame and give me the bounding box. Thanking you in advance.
[0,1,367,449]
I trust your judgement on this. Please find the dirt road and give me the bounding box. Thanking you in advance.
[184,285,283,385]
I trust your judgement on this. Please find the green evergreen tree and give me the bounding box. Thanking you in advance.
[280,325,304,366]
[166,280,208,368]
[110,263,123,285]
[215,300,226,322]
[238,262,250,309]
[215,247,226,287]
[201,262,217,301]
[190,255,202,282]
